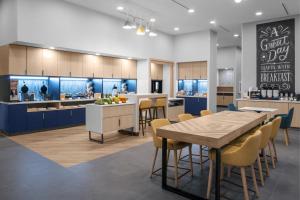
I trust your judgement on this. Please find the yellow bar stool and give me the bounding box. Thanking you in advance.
[207,130,262,200]
[177,114,208,169]
[153,98,167,119]
[268,117,282,167]
[150,119,193,187]
[139,99,153,136]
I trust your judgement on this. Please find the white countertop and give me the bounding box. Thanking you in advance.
[125,93,168,98]
[239,107,278,112]
[176,95,207,98]
[86,102,136,107]
[0,99,96,105]
[236,98,300,104]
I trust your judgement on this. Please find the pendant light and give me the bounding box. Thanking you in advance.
[123,20,132,29]
[136,23,146,35]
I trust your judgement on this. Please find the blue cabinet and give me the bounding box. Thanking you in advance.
[71,108,85,125]
[57,109,72,127]
[7,104,27,134]
[27,112,44,131]
[44,111,58,129]
[181,97,207,116]
[0,103,86,135]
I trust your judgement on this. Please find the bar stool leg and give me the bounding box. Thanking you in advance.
[148,108,152,125]
[174,149,179,187]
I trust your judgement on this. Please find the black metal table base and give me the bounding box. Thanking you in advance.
[162,138,221,200]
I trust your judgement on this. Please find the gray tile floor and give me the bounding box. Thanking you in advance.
[0,128,299,200]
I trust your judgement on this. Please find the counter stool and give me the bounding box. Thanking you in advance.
[153,98,167,119]
[139,99,153,136]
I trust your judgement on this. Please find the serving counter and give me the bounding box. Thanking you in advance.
[237,99,300,128]
[0,99,95,135]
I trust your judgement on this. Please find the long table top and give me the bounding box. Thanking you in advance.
[157,111,267,149]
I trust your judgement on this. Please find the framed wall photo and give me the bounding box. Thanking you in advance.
[256,18,295,93]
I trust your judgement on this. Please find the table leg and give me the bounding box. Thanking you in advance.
[162,138,168,189]
[215,148,221,200]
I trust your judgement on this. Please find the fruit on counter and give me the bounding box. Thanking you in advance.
[95,99,104,105]
[119,96,127,103]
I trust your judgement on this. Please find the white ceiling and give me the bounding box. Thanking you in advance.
[65,0,300,47]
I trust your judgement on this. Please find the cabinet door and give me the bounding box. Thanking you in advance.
[223,95,234,106]
[83,54,96,78]
[102,57,113,78]
[121,59,130,79]
[43,111,58,129]
[57,51,71,77]
[71,108,85,124]
[57,109,72,127]
[94,56,103,78]
[192,62,201,79]
[70,52,83,77]
[27,112,44,132]
[151,63,157,80]
[178,64,185,80]
[217,95,224,106]
[43,49,58,76]
[27,47,43,76]
[103,117,120,133]
[120,115,134,129]
[9,45,27,75]
[156,64,163,80]
[112,58,122,78]
[200,61,208,79]
[128,60,137,79]
[7,104,27,134]
[185,63,193,80]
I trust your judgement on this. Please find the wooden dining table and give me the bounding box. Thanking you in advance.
[157,111,267,200]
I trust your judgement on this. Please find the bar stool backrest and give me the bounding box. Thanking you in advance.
[200,110,213,116]
[155,98,166,107]
[178,113,194,122]
[258,122,273,149]
[139,99,152,109]
[150,119,171,148]
[270,116,282,140]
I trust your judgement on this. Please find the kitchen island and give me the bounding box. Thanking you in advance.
[176,96,207,116]
[86,102,136,143]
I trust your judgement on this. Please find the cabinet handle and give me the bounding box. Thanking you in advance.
[93,73,94,78]
[69,72,71,77]
[42,113,45,120]
[118,118,121,127]
[70,110,72,116]
[42,70,44,76]
[25,69,27,75]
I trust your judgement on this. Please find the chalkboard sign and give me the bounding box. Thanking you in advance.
[257,18,295,93]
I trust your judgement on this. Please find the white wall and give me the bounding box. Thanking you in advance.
[0,0,18,45]
[173,30,217,111]
[137,59,150,94]
[217,46,242,98]
[15,0,174,61]
[242,15,300,94]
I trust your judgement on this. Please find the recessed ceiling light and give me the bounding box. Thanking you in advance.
[174,27,180,31]
[233,34,239,37]
[188,9,195,13]
[234,0,242,3]
[256,11,263,16]
[49,46,55,50]
[210,20,216,24]
[216,43,219,47]
[150,18,156,22]
[128,57,132,60]
[149,32,158,37]
[95,53,100,56]
[116,6,124,11]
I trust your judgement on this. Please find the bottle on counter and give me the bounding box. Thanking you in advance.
[260,86,267,99]
[272,85,279,99]
[267,85,273,99]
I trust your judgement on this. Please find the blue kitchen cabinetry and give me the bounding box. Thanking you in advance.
[179,97,207,116]
[0,103,86,135]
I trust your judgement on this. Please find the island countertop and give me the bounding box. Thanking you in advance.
[236,98,300,104]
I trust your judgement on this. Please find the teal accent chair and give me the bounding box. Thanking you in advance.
[228,103,238,111]
[274,108,294,146]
